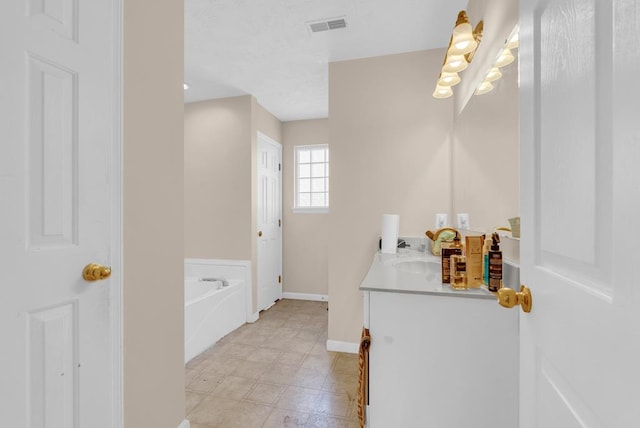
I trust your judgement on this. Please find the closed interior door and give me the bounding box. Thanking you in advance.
[519,0,640,425]
[257,133,283,311]
[0,0,120,426]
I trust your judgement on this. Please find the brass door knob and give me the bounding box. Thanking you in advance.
[258,231,263,237]
[83,263,112,282]
[497,285,532,313]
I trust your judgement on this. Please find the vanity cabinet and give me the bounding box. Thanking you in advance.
[363,290,518,428]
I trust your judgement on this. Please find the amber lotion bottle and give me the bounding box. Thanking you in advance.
[465,235,484,288]
[488,233,503,292]
[441,236,463,284]
[450,254,467,289]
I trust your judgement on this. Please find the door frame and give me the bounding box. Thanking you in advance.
[109,0,124,425]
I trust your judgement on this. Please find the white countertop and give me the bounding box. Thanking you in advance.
[359,249,498,300]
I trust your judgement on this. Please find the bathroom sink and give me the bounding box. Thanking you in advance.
[392,259,440,275]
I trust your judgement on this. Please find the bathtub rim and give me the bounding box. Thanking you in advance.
[184,258,254,323]
[184,278,243,307]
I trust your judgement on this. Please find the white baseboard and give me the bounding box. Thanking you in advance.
[248,312,259,323]
[282,292,329,302]
[178,420,190,428]
[326,339,359,354]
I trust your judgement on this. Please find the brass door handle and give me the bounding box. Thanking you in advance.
[497,285,532,313]
[258,231,263,237]
[83,263,112,282]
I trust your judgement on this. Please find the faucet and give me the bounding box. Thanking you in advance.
[200,277,229,287]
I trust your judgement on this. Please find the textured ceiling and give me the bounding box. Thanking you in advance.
[184,0,468,121]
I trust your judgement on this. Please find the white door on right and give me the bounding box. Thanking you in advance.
[519,0,640,426]
[257,133,282,312]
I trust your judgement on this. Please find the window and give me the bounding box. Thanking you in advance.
[294,144,329,213]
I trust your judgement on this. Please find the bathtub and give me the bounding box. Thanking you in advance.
[184,277,247,363]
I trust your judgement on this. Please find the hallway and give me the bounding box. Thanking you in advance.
[185,299,360,427]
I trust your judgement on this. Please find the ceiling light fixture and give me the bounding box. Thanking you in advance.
[432,11,483,99]
[437,71,462,87]
[448,13,479,55]
[475,25,519,96]
[495,49,515,68]
[485,67,502,82]
[506,31,519,50]
[433,85,454,99]
[475,81,494,95]
[443,54,470,73]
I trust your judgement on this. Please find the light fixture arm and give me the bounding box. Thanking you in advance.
[455,10,471,27]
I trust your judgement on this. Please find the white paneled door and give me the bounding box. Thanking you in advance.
[257,133,283,312]
[519,0,640,426]
[0,0,121,427]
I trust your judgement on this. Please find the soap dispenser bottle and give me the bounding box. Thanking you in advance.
[488,233,502,293]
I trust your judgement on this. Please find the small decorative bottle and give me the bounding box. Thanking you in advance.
[488,233,503,293]
[441,236,463,284]
[483,234,492,286]
[450,254,467,289]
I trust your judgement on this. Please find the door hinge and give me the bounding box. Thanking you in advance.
[278,219,281,227]
[278,163,281,171]
[278,275,282,284]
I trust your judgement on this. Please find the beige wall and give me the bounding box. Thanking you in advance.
[452,64,520,231]
[282,119,330,296]
[328,50,454,344]
[184,96,253,260]
[256,101,283,143]
[184,96,282,313]
[123,0,185,427]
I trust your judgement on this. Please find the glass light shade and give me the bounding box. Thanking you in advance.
[443,54,469,73]
[496,49,515,67]
[485,67,502,82]
[507,32,519,49]
[433,85,453,99]
[437,72,461,87]
[448,22,478,55]
[475,81,494,95]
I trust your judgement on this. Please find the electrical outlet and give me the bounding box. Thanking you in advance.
[457,213,470,230]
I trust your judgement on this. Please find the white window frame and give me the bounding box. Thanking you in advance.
[293,144,329,214]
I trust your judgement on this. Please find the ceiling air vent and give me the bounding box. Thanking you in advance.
[307,17,347,33]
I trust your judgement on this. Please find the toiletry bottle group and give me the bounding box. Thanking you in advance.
[441,233,502,292]
[442,235,486,290]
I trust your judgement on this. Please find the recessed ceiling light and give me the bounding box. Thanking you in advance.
[183,83,190,90]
